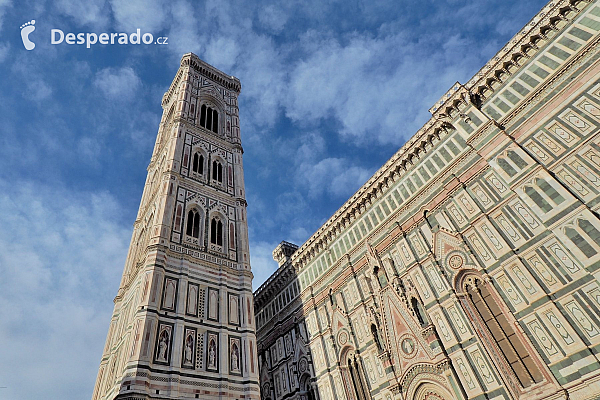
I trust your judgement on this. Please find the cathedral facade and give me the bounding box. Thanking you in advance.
[92,55,260,400]
[254,1,600,400]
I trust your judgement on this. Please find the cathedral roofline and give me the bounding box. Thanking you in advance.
[287,0,587,272]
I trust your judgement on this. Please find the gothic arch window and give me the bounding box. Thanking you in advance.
[186,209,201,238]
[497,150,528,178]
[199,104,219,133]
[524,186,553,213]
[498,158,517,177]
[411,297,428,327]
[192,153,204,175]
[346,354,370,400]
[371,324,383,352]
[210,216,224,246]
[578,219,600,247]
[564,218,600,258]
[374,264,388,287]
[507,150,528,169]
[464,276,543,388]
[535,178,564,205]
[212,160,223,183]
[174,204,183,232]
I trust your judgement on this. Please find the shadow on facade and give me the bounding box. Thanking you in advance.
[254,241,320,400]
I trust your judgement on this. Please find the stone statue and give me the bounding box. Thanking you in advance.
[231,343,239,371]
[158,330,169,362]
[209,339,216,368]
[184,334,194,364]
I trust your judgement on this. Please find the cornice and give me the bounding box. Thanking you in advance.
[430,0,589,120]
[161,52,242,108]
[287,0,591,275]
[254,261,296,306]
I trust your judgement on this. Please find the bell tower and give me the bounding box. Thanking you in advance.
[92,53,260,400]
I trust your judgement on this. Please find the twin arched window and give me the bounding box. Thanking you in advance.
[183,211,226,250]
[498,150,528,178]
[524,178,565,213]
[212,160,223,183]
[565,218,600,258]
[200,104,219,133]
[192,153,204,174]
[186,209,201,238]
[210,217,223,246]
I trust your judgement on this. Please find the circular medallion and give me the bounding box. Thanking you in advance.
[298,358,308,373]
[338,331,349,346]
[398,334,417,359]
[401,338,415,354]
[448,254,464,269]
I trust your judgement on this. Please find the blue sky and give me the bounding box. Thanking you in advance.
[0,0,548,398]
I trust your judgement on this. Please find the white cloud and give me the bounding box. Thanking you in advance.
[249,240,280,288]
[110,0,169,32]
[0,178,130,399]
[0,0,11,32]
[0,42,9,63]
[257,5,288,33]
[54,0,109,27]
[93,66,141,101]
[297,157,372,199]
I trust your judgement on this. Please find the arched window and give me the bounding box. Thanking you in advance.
[192,153,204,174]
[524,186,553,213]
[536,178,564,205]
[498,158,517,177]
[212,160,223,183]
[212,109,218,133]
[347,355,370,400]
[200,104,206,127]
[465,277,543,388]
[507,150,528,169]
[411,297,428,327]
[210,217,223,246]
[199,104,219,133]
[174,204,183,232]
[371,324,383,352]
[186,209,200,238]
[374,265,387,287]
[566,226,597,258]
[579,219,600,247]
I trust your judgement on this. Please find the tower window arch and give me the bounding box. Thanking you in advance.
[210,217,223,246]
[186,209,201,238]
[464,276,543,388]
[212,160,223,183]
[199,104,219,133]
[192,153,204,174]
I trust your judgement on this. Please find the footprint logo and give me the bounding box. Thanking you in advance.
[20,20,36,50]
